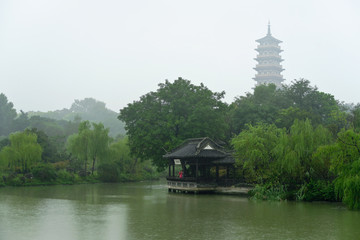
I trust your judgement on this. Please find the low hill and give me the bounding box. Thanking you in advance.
[28,98,125,137]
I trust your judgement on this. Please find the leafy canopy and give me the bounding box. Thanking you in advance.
[317,130,360,209]
[0,93,17,136]
[119,77,228,170]
[0,131,43,172]
[66,121,111,174]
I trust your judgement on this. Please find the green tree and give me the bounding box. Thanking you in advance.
[67,121,92,174]
[231,123,284,183]
[273,119,333,183]
[25,128,60,163]
[320,130,360,209]
[13,111,30,132]
[0,93,17,136]
[98,137,133,182]
[350,104,360,131]
[66,121,111,175]
[231,79,341,133]
[283,79,339,126]
[119,77,228,170]
[0,131,43,172]
[231,84,289,134]
[88,122,111,174]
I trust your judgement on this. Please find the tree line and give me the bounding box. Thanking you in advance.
[119,77,360,210]
[2,77,360,209]
[0,94,159,186]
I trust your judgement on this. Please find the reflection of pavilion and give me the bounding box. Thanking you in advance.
[164,138,236,193]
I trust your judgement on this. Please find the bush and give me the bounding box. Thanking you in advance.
[300,180,335,202]
[53,160,70,171]
[335,175,360,210]
[57,170,75,184]
[0,175,5,187]
[31,163,57,182]
[98,162,119,182]
[6,175,23,186]
[249,184,287,201]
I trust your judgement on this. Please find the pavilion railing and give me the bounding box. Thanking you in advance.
[166,176,237,186]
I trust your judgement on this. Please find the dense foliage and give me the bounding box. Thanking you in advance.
[119,77,229,170]
[0,93,159,186]
[2,76,360,210]
[118,78,360,209]
[230,81,360,209]
[0,131,42,173]
[230,79,341,133]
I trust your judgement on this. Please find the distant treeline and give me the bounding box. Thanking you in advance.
[28,98,126,137]
[0,94,158,187]
[119,77,360,210]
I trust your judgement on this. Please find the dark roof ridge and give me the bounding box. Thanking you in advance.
[195,137,230,156]
[165,137,206,155]
[163,137,232,159]
[197,137,223,150]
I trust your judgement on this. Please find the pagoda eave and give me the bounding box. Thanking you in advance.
[254,58,284,62]
[255,49,283,53]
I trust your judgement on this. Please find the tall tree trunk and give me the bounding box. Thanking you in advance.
[131,158,138,174]
[84,157,87,176]
[92,156,96,175]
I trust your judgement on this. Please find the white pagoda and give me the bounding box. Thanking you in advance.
[253,23,285,87]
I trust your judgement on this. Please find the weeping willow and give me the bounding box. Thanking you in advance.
[273,119,332,182]
[0,131,42,172]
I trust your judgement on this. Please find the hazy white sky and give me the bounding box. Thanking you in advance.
[1,0,360,112]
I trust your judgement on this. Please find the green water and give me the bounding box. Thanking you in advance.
[0,181,359,240]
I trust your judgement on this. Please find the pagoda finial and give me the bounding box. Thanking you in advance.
[267,21,271,35]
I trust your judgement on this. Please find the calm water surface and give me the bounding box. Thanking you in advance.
[0,181,359,240]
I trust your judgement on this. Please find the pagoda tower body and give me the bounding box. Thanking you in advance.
[253,23,285,87]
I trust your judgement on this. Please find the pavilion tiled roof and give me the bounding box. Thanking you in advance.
[163,137,233,162]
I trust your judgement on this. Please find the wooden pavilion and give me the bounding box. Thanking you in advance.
[164,137,236,193]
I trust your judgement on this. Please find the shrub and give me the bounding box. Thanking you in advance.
[98,162,119,182]
[53,160,70,171]
[249,184,287,201]
[300,180,335,202]
[31,163,57,182]
[335,175,360,210]
[7,175,23,186]
[57,170,75,184]
[0,175,5,187]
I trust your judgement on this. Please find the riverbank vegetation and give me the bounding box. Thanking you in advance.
[0,93,160,187]
[2,77,360,209]
[119,78,360,210]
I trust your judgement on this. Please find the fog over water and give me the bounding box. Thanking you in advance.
[0,0,359,112]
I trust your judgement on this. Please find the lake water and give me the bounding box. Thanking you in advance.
[0,181,359,240]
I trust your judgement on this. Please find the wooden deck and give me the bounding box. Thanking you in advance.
[167,179,253,195]
[167,180,217,193]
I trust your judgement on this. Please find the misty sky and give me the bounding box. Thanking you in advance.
[1,0,360,112]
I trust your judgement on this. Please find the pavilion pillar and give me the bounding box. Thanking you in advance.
[226,166,229,178]
[172,164,175,177]
[233,166,236,180]
[168,164,171,177]
[216,165,219,182]
[195,159,198,181]
[182,162,186,177]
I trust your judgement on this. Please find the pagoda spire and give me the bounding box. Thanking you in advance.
[267,21,271,35]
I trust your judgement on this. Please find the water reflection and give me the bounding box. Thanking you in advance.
[0,182,360,240]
